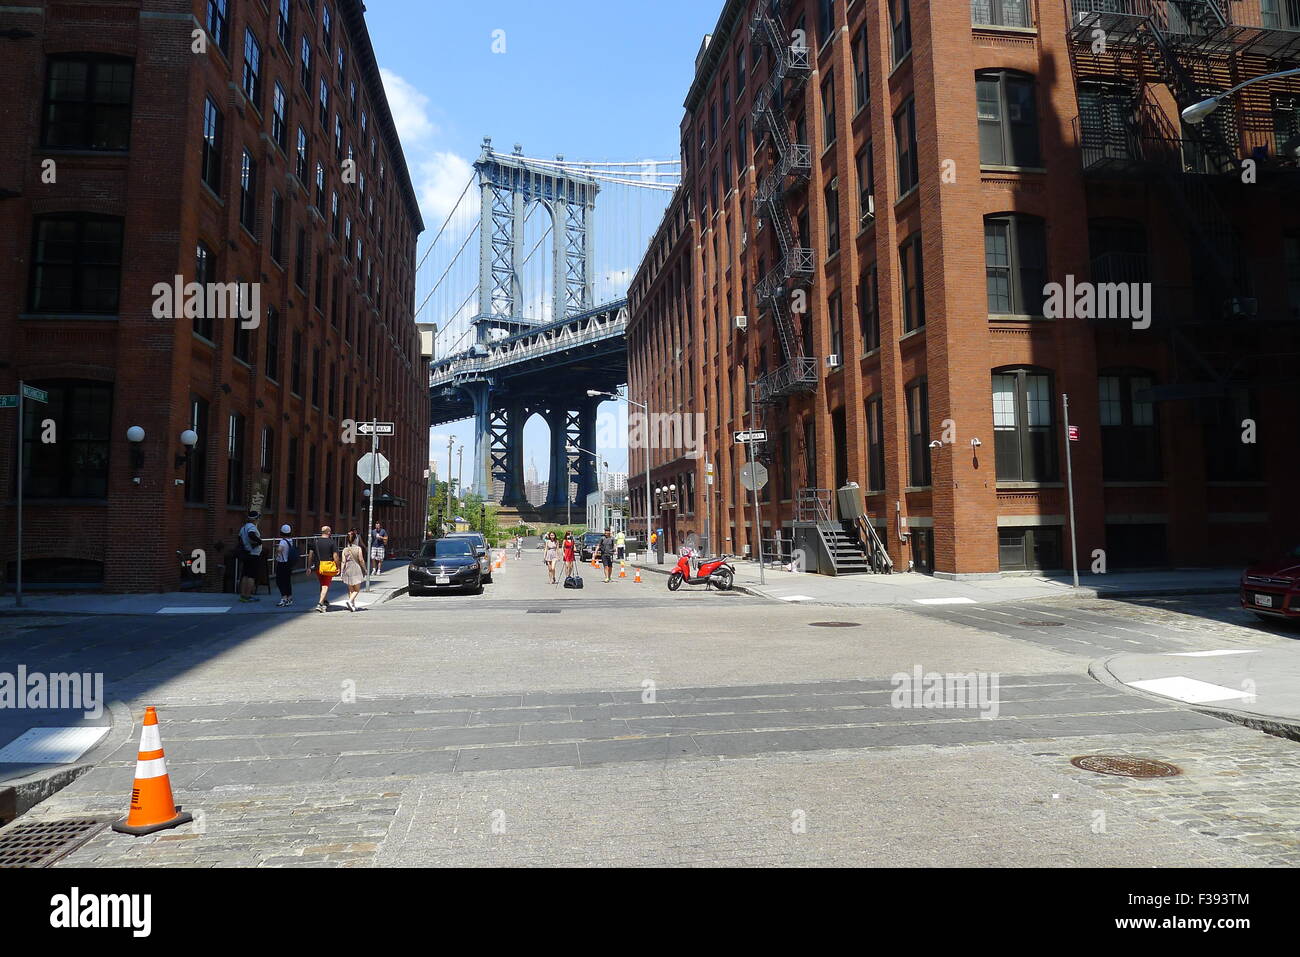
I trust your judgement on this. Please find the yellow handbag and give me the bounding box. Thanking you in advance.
[318,560,339,576]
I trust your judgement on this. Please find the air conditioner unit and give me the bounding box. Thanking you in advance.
[825,354,840,368]
[734,315,748,331]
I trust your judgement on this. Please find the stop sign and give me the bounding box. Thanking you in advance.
[357,452,390,485]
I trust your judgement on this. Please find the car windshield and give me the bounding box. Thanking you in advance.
[421,540,473,559]
[584,533,602,544]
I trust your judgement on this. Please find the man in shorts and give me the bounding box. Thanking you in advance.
[596,528,616,584]
[370,520,388,575]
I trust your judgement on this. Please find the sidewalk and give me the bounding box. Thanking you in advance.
[0,562,412,617]
[633,560,1240,606]
[1093,647,1300,740]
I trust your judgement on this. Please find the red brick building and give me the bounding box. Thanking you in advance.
[0,0,428,593]
[629,0,1300,577]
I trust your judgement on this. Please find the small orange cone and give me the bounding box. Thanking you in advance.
[633,567,642,583]
[618,563,627,579]
[112,707,193,836]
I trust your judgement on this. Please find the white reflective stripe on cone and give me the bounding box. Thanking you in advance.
[133,757,169,779]
[139,724,162,752]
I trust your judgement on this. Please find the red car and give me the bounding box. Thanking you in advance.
[1241,546,1300,621]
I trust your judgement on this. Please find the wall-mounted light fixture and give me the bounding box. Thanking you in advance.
[174,429,198,469]
[127,426,146,481]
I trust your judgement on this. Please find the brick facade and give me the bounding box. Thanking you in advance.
[629,0,1300,576]
[0,0,428,593]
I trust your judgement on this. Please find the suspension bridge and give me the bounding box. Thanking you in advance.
[417,137,677,518]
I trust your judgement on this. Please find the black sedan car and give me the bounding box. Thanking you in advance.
[579,532,605,563]
[408,538,483,596]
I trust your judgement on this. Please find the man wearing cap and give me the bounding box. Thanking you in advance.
[237,510,264,603]
[274,524,297,607]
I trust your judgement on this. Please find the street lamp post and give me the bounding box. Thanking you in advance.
[1182,68,1300,126]
[588,389,650,561]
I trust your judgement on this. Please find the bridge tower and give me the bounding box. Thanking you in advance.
[458,140,605,511]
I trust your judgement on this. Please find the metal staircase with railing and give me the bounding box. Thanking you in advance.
[793,489,892,576]
[750,0,818,405]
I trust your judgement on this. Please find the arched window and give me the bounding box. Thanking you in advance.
[993,366,1056,482]
[1099,369,1161,481]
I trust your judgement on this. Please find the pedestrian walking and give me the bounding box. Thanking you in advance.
[236,510,264,603]
[543,532,560,584]
[310,526,339,613]
[370,520,388,575]
[561,531,577,582]
[615,529,626,562]
[514,535,523,560]
[596,527,616,583]
[274,524,298,607]
[339,530,366,612]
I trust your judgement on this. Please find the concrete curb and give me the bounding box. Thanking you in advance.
[1089,656,1300,743]
[0,698,133,825]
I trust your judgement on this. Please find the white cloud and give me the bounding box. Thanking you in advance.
[380,68,437,144]
[417,151,477,226]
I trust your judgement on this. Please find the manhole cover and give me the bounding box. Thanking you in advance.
[1070,755,1182,778]
[526,609,561,614]
[0,818,110,868]
[809,621,861,628]
[1019,621,1064,627]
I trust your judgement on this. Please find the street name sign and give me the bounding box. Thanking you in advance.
[21,384,47,403]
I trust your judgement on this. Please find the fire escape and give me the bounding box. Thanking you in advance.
[1067,0,1300,398]
[750,0,818,404]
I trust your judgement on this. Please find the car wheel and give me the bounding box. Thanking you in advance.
[483,574,493,584]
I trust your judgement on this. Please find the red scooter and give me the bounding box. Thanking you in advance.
[667,550,736,592]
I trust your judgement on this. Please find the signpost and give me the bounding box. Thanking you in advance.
[734,429,768,445]
[355,417,391,591]
[6,381,48,607]
[745,386,766,585]
[1063,394,1080,589]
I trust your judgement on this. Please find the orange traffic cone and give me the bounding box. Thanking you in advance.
[633,567,642,583]
[112,707,193,836]
[618,563,627,579]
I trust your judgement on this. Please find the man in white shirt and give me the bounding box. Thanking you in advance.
[238,511,264,603]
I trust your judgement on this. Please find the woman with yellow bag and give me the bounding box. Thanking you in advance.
[310,526,341,613]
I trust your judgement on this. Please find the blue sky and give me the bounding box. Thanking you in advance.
[367,0,719,488]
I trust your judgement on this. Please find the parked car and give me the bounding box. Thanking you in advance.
[579,532,604,563]
[1240,545,1300,622]
[408,538,483,596]
[443,532,493,584]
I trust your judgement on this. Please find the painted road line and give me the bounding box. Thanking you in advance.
[0,726,110,763]
[776,595,816,602]
[1165,650,1261,657]
[913,597,979,605]
[157,607,233,615]
[1129,676,1253,704]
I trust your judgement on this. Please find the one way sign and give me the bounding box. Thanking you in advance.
[358,422,396,436]
[734,430,768,444]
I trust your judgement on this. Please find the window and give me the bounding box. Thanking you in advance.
[300,35,312,90]
[1089,218,1148,284]
[193,241,215,340]
[315,162,325,209]
[972,0,1032,28]
[261,427,276,508]
[307,443,318,512]
[985,214,1046,315]
[1203,390,1263,482]
[201,96,223,193]
[906,378,931,487]
[999,526,1061,571]
[29,213,123,315]
[233,281,252,364]
[277,0,292,48]
[859,261,880,352]
[269,191,285,264]
[324,452,335,513]
[286,436,299,510]
[242,29,262,110]
[889,0,912,64]
[239,149,257,233]
[866,395,886,491]
[226,412,246,507]
[291,329,303,395]
[41,55,133,151]
[736,119,747,175]
[295,227,307,290]
[264,305,281,381]
[293,127,308,181]
[825,180,840,255]
[1272,93,1300,157]
[856,142,875,228]
[334,114,343,160]
[206,0,229,56]
[828,290,843,365]
[1099,371,1161,481]
[894,97,919,194]
[185,395,208,503]
[899,233,925,332]
[976,70,1040,167]
[852,26,869,112]
[21,380,112,499]
[319,78,329,126]
[736,48,746,93]
[271,82,287,149]
[818,0,835,47]
[311,347,321,407]
[322,4,333,49]
[821,70,837,148]
[993,368,1057,482]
